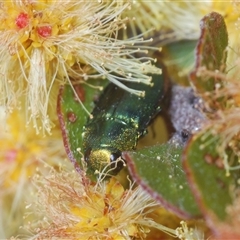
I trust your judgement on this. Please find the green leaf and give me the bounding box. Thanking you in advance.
[183,131,233,221]
[190,12,228,93]
[57,80,105,173]
[160,40,197,85]
[124,144,200,218]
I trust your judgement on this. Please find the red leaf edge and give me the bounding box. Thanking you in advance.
[182,134,221,234]
[57,85,83,174]
[123,151,200,219]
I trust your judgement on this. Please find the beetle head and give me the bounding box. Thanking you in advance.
[84,148,124,176]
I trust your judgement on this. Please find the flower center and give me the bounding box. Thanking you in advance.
[15,12,29,29]
[37,25,52,38]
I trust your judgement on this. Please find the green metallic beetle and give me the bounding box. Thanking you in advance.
[82,62,169,175]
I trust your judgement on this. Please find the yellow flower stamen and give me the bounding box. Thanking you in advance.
[0,0,161,134]
[26,168,177,239]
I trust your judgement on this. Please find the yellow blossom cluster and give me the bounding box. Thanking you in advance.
[0,109,65,238]
[26,168,178,239]
[0,0,161,133]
